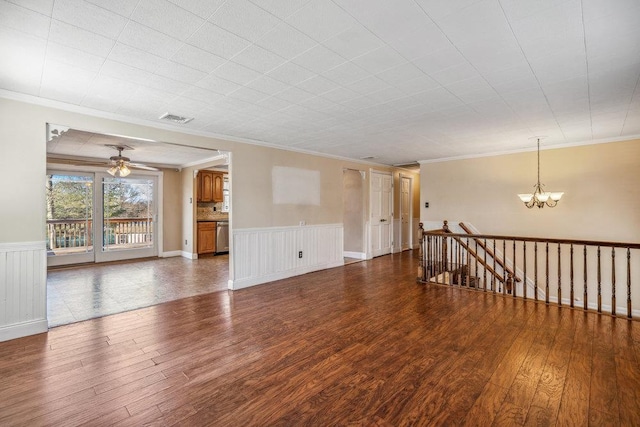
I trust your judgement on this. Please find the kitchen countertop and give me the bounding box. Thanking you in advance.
[197,217,228,222]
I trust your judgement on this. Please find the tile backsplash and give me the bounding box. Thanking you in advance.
[197,202,228,220]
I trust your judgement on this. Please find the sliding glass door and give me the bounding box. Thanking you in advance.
[97,176,157,262]
[46,172,94,266]
[46,171,158,266]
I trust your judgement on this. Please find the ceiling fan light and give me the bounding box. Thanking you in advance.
[119,165,131,177]
[107,166,118,176]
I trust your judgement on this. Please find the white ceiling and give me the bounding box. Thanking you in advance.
[2,0,640,165]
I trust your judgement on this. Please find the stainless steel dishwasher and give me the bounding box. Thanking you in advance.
[216,221,229,254]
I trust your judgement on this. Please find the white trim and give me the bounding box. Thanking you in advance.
[181,251,198,259]
[0,319,48,343]
[229,260,344,290]
[161,250,182,258]
[183,154,227,169]
[0,241,46,252]
[46,163,164,176]
[344,251,366,259]
[233,223,343,233]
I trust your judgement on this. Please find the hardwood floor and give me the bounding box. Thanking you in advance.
[2,251,639,426]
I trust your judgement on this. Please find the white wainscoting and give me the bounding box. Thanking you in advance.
[230,224,344,290]
[0,242,48,342]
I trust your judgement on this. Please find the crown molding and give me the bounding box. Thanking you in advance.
[417,134,640,165]
[0,90,391,169]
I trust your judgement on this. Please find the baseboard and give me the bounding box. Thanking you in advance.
[229,260,344,290]
[181,251,197,260]
[161,250,182,258]
[344,251,366,260]
[0,319,48,342]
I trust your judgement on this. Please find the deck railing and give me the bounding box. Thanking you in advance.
[418,221,640,319]
[46,217,153,251]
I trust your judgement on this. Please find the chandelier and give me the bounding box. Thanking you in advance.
[517,138,563,208]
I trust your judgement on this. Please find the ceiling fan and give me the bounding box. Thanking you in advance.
[106,145,159,177]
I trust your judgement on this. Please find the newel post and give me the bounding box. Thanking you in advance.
[418,222,425,282]
[442,220,449,271]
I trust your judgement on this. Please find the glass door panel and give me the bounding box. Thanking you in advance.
[46,173,94,266]
[97,175,157,262]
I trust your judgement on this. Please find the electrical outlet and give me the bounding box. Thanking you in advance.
[185,240,188,245]
[299,220,305,226]
[425,202,429,208]
[298,251,303,258]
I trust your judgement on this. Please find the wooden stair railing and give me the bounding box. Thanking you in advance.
[440,220,511,292]
[418,220,640,319]
[458,222,522,284]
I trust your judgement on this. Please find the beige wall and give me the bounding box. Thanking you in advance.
[420,139,640,242]
[343,169,365,253]
[161,168,182,252]
[0,100,46,243]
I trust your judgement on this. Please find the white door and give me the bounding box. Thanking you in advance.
[370,171,393,257]
[400,176,411,251]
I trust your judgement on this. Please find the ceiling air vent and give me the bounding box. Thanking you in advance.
[159,112,194,124]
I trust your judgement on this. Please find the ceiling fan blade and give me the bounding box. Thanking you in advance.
[129,162,160,171]
[48,157,109,167]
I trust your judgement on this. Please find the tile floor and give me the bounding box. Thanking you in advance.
[47,254,229,327]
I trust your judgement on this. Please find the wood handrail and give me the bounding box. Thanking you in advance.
[451,237,506,284]
[418,221,639,319]
[423,229,640,250]
[458,222,522,282]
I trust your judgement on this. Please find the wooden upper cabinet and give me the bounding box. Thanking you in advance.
[198,171,214,202]
[213,173,223,202]
[197,171,224,203]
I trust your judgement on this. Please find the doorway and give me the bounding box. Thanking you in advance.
[343,169,366,260]
[46,171,159,267]
[399,175,413,251]
[370,170,393,257]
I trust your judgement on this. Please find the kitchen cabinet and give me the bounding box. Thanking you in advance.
[197,222,216,254]
[213,173,223,202]
[197,171,224,202]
